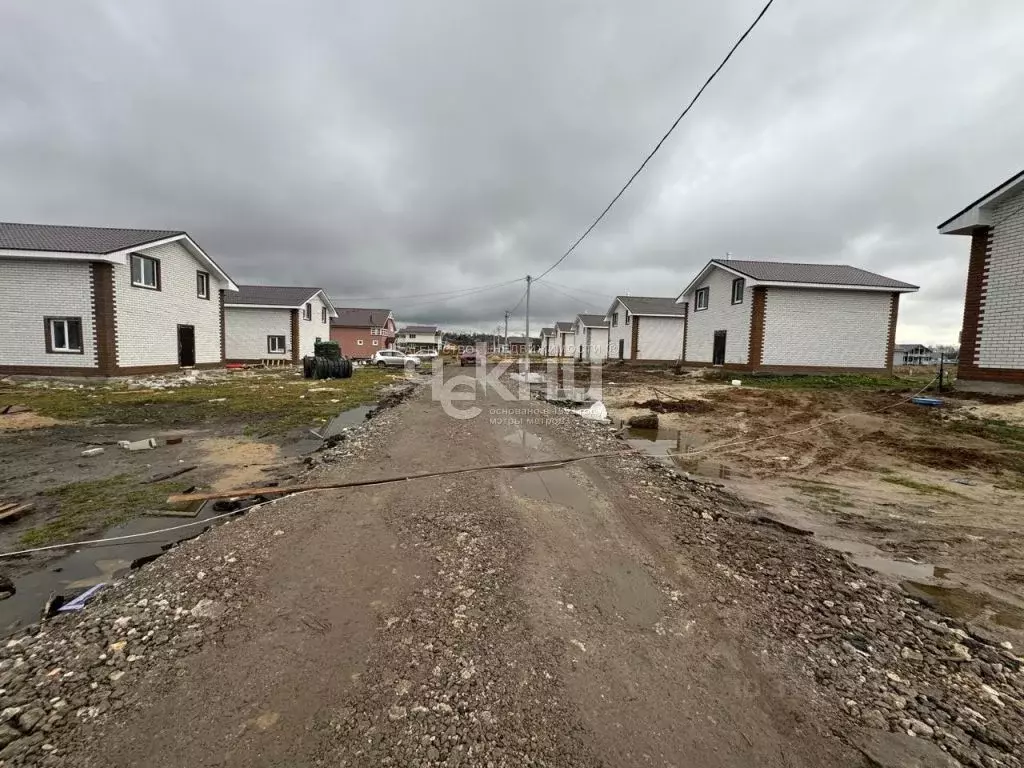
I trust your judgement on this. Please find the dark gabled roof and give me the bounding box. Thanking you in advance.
[938,168,1024,230]
[539,327,555,336]
[227,285,325,308]
[613,296,686,317]
[400,325,438,333]
[554,321,575,332]
[711,259,918,290]
[577,313,609,328]
[332,307,392,327]
[0,222,183,254]
[894,343,932,352]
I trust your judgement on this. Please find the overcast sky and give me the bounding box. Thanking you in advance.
[2,1,1022,340]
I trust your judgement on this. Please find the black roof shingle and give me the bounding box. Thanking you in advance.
[227,285,325,308]
[713,259,918,290]
[332,308,392,327]
[0,222,183,254]
[613,296,686,316]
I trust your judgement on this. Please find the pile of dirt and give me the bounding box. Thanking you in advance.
[633,398,713,414]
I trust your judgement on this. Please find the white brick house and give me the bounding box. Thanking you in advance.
[224,286,336,363]
[939,168,1024,393]
[0,223,237,376]
[553,322,575,357]
[676,259,918,373]
[574,314,609,362]
[395,325,442,354]
[606,296,686,362]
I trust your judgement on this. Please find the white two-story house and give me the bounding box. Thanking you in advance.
[606,296,686,362]
[224,286,337,363]
[0,222,237,376]
[677,259,918,373]
[396,325,442,354]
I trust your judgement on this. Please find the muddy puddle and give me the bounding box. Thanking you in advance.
[0,503,232,635]
[322,405,375,439]
[759,504,1024,633]
[623,426,737,480]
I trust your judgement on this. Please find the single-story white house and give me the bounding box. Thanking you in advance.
[554,322,575,357]
[939,168,1024,393]
[224,286,336,363]
[575,314,610,362]
[606,296,686,362]
[0,222,237,376]
[677,259,918,373]
[539,327,556,356]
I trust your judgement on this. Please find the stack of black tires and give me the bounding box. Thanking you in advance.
[303,340,354,379]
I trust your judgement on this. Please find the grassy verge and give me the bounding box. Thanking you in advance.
[20,475,191,547]
[734,373,937,391]
[880,474,965,497]
[0,367,396,435]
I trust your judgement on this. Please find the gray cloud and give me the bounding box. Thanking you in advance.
[2,0,1022,340]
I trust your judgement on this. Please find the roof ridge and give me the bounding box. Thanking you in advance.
[0,221,182,234]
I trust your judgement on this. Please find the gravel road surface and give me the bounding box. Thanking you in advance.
[2,364,1021,767]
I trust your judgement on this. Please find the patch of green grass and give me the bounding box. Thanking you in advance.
[880,474,965,497]
[20,475,189,547]
[947,417,1024,450]
[0,367,395,435]
[790,481,857,508]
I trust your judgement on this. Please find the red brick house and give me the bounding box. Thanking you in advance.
[330,308,395,359]
[939,169,1024,393]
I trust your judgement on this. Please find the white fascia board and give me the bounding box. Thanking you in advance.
[760,281,918,293]
[0,249,121,263]
[938,208,991,235]
[676,260,753,302]
[126,234,239,291]
[224,304,294,310]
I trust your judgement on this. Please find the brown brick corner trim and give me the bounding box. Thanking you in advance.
[958,228,992,378]
[630,316,639,360]
[681,301,689,363]
[290,309,300,364]
[219,289,226,364]
[884,291,900,374]
[90,262,118,375]
[747,287,767,367]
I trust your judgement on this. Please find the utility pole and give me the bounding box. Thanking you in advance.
[524,275,532,375]
[504,311,509,353]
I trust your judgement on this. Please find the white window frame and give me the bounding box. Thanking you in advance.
[356,339,364,346]
[321,306,328,323]
[130,254,160,290]
[695,287,710,311]
[46,317,83,354]
[196,271,210,299]
[303,303,312,321]
[731,278,744,305]
[372,339,379,346]
[625,311,631,325]
[267,335,286,354]
[611,313,618,327]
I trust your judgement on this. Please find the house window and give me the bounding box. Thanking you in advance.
[695,287,710,311]
[357,339,364,346]
[303,303,312,320]
[267,335,286,354]
[625,312,631,325]
[408,334,416,339]
[731,278,744,304]
[196,271,210,299]
[612,313,618,327]
[372,340,378,346]
[45,317,83,354]
[130,254,160,290]
[321,307,328,323]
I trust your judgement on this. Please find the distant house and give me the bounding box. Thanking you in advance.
[677,259,918,373]
[554,321,575,358]
[224,286,336,364]
[892,344,935,367]
[396,325,442,353]
[539,327,556,356]
[606,296,686,362]
[939,168,1024,393]
[575,314,610,362]
[0,222,237,376]
[330,308,395,359]
[504,336,539,354]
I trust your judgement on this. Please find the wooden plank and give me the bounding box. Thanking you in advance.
[0,504,33,524]
[0,502,18,515]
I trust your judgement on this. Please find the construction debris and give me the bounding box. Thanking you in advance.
[627,412,659,430]
[56,583,105,612]
[0,502,33,524]
[118,438,157,451]
[81,447,105,457]
[1,404,31,415]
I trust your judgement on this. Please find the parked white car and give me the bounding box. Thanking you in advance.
[414,349,439,360]
[372,349,420,368]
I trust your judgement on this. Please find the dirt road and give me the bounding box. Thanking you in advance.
[5,365,1021,767]
[52,367,854,767]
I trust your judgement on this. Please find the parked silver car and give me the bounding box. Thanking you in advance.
[371,349,420,368]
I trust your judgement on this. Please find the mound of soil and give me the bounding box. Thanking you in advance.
[633,398,714,415]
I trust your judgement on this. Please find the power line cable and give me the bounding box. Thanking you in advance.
[535,0,776,282]
[532,279,604,311]
[332,278,524,303]
[398,279,526,312]
[506,282,531,315]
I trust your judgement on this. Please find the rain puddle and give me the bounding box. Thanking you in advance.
[759,504,1024,631]
[321,405,375,439]
[0,502,226,636]
[503,430,544,450]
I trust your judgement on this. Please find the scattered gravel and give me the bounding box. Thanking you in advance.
[0,381,419,767]
[547,393,1024,767]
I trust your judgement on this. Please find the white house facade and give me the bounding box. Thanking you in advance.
[939,168,1024,393]
[396,325,442,353]
[553,322,575,357]
[677,259,917,373]
[575,314,609,362]
[0,223,237,376]
[606,296,686,362]
[224,286,336,363]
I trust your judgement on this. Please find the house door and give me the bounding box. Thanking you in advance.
[712,331,726,366]
[177,325,196,367]
[618,339,625,359]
